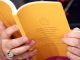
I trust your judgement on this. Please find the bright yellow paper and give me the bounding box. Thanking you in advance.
[0,1,70,60]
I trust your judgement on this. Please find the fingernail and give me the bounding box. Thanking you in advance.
[26,49,38,60]
[73,27,80,31]
[33,49,38,54]
[29,40,35,46]
[21,36,29,43]
[30,49,38,56]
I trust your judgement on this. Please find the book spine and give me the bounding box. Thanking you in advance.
[13,15,26,36]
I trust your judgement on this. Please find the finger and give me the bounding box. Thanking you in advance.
[67,52,80,60]
[1,25,19,39]
[11,40,35,55]
[63,37,79,46]
[68,46,80,57]
[7,36,29,49]
[16,49,38,60]
[67,28,80,38]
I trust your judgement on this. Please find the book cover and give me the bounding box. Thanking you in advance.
[0,0,70,60]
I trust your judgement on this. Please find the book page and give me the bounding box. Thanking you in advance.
[0,0,21,37]
[16,1,70,60]
[0,0,15,27]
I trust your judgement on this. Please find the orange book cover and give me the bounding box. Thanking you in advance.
[0,0,70,60]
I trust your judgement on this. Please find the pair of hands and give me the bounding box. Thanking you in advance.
[0,21,80,60]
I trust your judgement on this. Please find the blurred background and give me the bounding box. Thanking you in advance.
[11,0,80,29]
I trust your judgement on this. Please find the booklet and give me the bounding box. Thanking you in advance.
[0,0,70,60]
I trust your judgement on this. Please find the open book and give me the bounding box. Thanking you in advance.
[0,0,70,60]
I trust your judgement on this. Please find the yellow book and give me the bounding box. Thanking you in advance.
[0,0,70,60]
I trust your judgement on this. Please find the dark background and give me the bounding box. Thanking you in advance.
[11,0,80,29]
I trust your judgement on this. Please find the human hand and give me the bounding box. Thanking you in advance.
[0,21,37,60]
[63,28,80,60]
